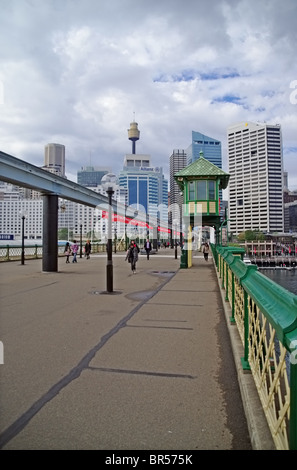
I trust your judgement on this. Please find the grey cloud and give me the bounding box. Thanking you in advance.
[0,0,297,190]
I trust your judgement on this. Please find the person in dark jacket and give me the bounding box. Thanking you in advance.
[126,240,140,273]
[85,240,91,259]
[144,238,152,260]
[64,242,71,263]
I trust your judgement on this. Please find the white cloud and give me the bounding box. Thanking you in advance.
[0,0,296,192]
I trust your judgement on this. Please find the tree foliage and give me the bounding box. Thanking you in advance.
[237,230,265,241]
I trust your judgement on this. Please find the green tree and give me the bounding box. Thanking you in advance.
[237,230,265,241]
[58,228,68,240]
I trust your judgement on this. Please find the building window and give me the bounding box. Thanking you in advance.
[197,180,207,200]
[188,181,195,200]
[208,181,215,200]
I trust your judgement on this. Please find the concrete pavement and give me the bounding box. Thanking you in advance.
[0,249,274,450]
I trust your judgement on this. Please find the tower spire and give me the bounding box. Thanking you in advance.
[128,118,140,154]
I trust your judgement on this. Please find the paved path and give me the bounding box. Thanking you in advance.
[0,249,273,450]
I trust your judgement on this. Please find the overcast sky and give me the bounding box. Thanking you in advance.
[1,0,297,197]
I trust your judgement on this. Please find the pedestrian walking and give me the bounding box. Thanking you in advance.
[125,240,140,273]
[144,238,152,260]
[84,240,91,259]
[64,242,71,263]
[72,240,79,263]
[203,242,210,261]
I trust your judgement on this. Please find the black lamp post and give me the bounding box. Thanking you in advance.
[101,173,117,293]
[173,219,178,260]
[79,222,83,258]
[114,226,117,254]
[21,214,26,265]
[125,206,128,251]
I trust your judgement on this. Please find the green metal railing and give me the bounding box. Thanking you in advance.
[212,244,297,450]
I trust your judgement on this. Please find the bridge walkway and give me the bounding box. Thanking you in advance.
[0,249,274,450]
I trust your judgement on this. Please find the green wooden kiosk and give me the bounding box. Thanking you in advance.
[174,152,230,268]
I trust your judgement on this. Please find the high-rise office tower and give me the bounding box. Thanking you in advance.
[169,149,187,224]
[77,166,111,187]
[227,122,284,235]
[43,143,66,177]
[186,131,222,167]
[118,154,168,222]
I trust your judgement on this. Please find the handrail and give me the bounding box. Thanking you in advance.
[212,243,297,450]
[217,246,297,346]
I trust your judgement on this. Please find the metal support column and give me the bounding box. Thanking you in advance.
[42,194,58,272]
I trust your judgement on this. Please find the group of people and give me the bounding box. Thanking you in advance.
[64,240,91,263]
[64,237,153,271]
[64,237,209,270]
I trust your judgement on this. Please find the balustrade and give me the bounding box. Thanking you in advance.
[212,244,297,450]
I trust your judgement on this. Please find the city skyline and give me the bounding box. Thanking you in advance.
[0,0,296,192]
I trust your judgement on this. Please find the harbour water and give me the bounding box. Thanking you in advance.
[259,268,297,296]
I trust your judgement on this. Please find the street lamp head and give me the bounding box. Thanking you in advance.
[101,173,117,193]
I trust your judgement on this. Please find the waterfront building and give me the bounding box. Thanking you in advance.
[284,201,297,233]
[227,122,284,236]
[0,197,43,240]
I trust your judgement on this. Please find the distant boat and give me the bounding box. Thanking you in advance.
[243,257,252,265]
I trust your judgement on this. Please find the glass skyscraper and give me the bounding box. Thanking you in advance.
[186,131,222,167]
[118,155,168,221]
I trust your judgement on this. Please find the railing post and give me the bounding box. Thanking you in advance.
[225,266,229,301]
[230,272,235,323]
[290,361,297,449]
[241,290,250,370]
